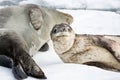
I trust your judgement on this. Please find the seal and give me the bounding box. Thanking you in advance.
[51,23,120,72]
[0,4,73,79]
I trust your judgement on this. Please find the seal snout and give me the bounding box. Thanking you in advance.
[51,23,75,40]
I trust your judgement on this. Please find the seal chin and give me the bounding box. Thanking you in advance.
[51,32,71,41]
[51,23,75,41]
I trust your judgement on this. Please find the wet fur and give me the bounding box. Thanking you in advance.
[0,4,73,79]
[51,23,120,72]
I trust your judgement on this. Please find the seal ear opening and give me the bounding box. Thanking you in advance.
[29,6,43,30]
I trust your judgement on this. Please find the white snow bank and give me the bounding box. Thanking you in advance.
[20,0,120,12]
[86,0,120,11]
[41,64,120,80]
[20,0,86,9]
[1,0,120,12]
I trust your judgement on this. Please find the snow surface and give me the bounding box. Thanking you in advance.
[60,10,120,35]
[0,0,120,80]
[20,0,120,12]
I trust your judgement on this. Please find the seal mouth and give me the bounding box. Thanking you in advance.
[56,35,69,38]
[54,32,70,37]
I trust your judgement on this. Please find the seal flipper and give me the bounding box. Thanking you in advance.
[0,56,27,79]
[18,52,47,79]
[0,30,46,79]
[0,55,12,68]
[39,43,49,52]
[12,60,27,80]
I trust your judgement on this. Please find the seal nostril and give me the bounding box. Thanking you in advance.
[63,28,66,31]
[53,28,57,33]
[68,28,71,32]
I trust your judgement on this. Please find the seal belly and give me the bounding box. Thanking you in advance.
[22,23,41,56]
[23,29,41,56]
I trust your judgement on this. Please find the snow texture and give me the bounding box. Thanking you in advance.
[0,0,120,80]
[20,0,120,12]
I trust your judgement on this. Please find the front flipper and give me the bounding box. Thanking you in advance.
[18,51,47,79]
[39,43,49,52]
[12,60,27,80]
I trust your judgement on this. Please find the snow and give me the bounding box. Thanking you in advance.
[1,40,120,80]
[19,0,86,9]
[0,0,120,80]
[20,0,120,12]
[60,10,120,35]
[86,0,120,10]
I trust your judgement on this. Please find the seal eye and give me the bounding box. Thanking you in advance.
[53,28,57,33]
[68,28,71,32]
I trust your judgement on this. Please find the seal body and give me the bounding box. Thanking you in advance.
[0,4,73,56]
[51,23,120,72]
[0,4,73,79]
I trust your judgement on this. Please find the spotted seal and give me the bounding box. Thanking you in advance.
[51,23,120,72]
[0,4,73,79]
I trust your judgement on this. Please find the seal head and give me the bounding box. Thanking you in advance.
[51,23,75,54]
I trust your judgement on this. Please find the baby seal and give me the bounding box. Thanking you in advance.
[51,23,120,72]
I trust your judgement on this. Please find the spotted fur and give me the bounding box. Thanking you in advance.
[51,23,120,72]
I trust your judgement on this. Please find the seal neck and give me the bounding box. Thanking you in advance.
[53,34,75,55]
